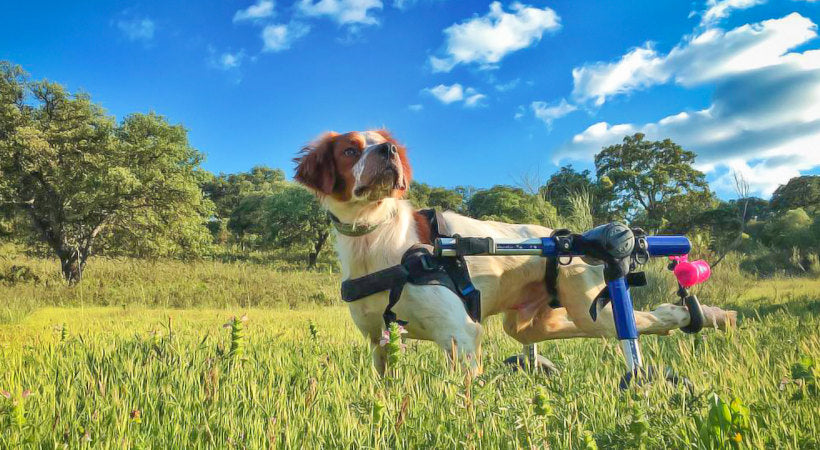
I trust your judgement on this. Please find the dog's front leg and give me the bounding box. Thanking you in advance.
[397,285,484,376]
[369,338,387,376]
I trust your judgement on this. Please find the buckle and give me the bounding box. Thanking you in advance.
[420,254,436,271]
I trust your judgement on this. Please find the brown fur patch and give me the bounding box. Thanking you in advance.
[413,211,433,244]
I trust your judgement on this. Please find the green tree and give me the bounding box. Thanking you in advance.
[263,184,330,268]
[762,208,815,249]
[770,176,820,214]
[201,166,285,246]
[595,133,711,230]
[541,165,616,223]
[467,185,556,226]
[0,62,212,282]
[407,181,464,212]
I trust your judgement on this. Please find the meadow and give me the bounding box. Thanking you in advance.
[1,250,819,448]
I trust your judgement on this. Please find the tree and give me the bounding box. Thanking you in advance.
[770,176,820,214]
[407,181,464,212]
[0,62,213,282]
[762,208,815,249]
[467,185,557,226]
[201,166,285,247]
[263,184,331,268]
[595,133,711,230]
[541,165,616,223]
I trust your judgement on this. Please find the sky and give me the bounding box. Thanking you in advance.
[2,0,820,199]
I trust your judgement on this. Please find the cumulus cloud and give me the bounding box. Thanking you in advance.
[423,83,486,107]
[408,104,424,112]
[531,99,577,129]
[430,1,560,72]
[262,22,311,52]
[297,0,383,25]
[234,0,275,22]
[572,13,817,106]
[699,0,766,26]
[557,47,820,195]
[117,17,155,42]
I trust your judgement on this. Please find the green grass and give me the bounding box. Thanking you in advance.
[1,251,819,448]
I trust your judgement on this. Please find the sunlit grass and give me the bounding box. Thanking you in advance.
[1,249,819,447]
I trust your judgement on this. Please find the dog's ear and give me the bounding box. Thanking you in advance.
[294,132,339,195]
[375,129,412,192]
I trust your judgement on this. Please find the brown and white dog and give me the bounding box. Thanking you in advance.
[294,129,737,375]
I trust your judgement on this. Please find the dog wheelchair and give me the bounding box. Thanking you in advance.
[433,222,711,389]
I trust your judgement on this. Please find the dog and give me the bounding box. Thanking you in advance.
[294,129,737,375]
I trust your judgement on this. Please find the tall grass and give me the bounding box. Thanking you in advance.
[0,299,818,448]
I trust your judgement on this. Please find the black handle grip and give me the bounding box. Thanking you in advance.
[454,236,494,256]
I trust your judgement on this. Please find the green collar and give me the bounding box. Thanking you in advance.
[329,211,393,237]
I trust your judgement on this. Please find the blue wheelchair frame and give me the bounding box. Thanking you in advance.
[434,223,701,387]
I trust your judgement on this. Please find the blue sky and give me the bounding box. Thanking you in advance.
[2,0,820,198]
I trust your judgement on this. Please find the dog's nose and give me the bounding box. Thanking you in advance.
[376,142,397,159]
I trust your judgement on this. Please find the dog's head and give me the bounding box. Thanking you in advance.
[294,130,411,204]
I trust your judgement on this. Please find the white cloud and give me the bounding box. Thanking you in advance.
[531,99,577,129]
[423,83,486,107]
[430,1,561,72]
[557,44,820,196]
[262,22,311,52]
[297,0,383,25]
[217,51,245,70]
[494,78,520,92]
[408,104,424,112]
[572,13,818,105]
[699,0,766,26]
[234,0,275,22]
[117,17,155,42]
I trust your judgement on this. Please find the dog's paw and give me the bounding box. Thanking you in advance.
[701,305,738,330]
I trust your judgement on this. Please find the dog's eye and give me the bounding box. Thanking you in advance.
[343,147,360,157]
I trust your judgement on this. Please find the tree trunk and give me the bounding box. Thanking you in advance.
[57,247,88,284]
[308,231,329,268]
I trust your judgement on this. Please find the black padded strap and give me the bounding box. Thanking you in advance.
[341,265,409,302]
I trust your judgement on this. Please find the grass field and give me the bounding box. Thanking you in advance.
[1,253,819,448]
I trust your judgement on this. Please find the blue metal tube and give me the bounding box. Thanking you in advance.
[645,236,690,256]
[608,277,638,340]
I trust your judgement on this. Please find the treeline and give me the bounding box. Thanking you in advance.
[2,61,820,284]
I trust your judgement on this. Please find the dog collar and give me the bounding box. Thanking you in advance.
[328,211,394,237]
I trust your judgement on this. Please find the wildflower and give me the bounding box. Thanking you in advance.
[309,320,319,340]
[130,409,142,424]
[732,432,742,443]
[378,323,407,347]
[224,315,248,362]
[380,323,408,369]
[532,388,552,416]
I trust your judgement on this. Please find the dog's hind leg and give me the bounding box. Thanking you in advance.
[502,304,589,373]
[556,263,737,337]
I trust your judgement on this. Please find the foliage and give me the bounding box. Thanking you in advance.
[542,165,615,223]
[262,184,330,267]
[770,175,820,214]
[761,208,816,250]
[0,62,213,282]
[467,185,556,226]
[201,166,284,246]
[696,394,751,449]
[406,181,464,212]
[595,133,711,231]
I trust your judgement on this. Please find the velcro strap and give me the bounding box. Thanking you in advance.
[341,265,409,302]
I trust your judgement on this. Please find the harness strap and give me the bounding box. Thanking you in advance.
[419,209,481,322]
[340,209,482,327]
